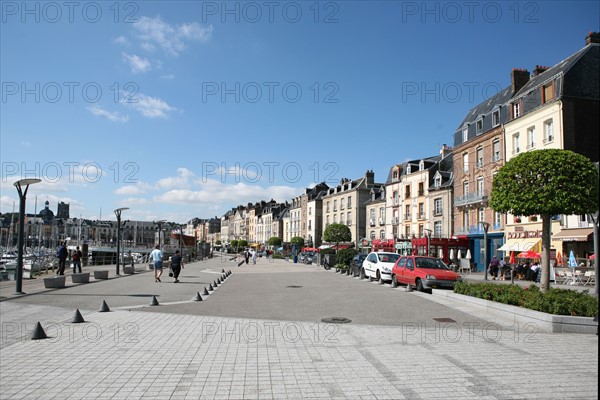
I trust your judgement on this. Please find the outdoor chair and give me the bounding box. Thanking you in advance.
[562,270,574,285]
[582,271,595,286]
[554,270,568,285]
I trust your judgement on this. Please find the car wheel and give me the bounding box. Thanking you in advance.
[377,271,383,284]
[416,279,424,292]
[391,275,398,288]
[360,268,365,279]
[368,271,374,282]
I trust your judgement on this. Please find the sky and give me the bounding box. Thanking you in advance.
[1,1,599,223]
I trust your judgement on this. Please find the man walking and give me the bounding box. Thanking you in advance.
[150,245,164,282]
[57,242,68,275]
[72,246,82,274]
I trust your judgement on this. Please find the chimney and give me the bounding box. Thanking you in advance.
[533,65,550,76]
[439,144,453,158]
[511,68,530,94]
[365,170,374,185]
[586,31,600,45]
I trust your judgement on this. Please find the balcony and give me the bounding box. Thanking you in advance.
[417,213,426,220]
[369,218,376,227]
[454,190,489,207]
[379,218,385,225]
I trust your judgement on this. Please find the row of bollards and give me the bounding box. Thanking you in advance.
[335,267,415,292]
[31,270,234,340]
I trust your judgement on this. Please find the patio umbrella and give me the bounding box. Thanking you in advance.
[449,249,455,260]
[457,250,462,260]
[509,251,516,264]
[567,250,578,268]
[589,254,595,260]
[465,249,472,259]
[517,250,541,259]
[556,251,563,265]
[438,248,444,259]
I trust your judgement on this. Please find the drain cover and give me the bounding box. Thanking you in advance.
[321,317,351,324]
[433,318,456,323]
[286,285,303,288]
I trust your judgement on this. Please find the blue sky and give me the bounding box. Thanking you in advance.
[1,1,599,223]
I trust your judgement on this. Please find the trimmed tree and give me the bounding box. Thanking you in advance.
[290,236,305,250]
[268,236,282,247]
[238,239,248,249]
[323,223,352,253]
[490,149,599,292]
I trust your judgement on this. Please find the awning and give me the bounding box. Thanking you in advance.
[552,228,593,241]
[318,245,331,249]
[498,238,541,252]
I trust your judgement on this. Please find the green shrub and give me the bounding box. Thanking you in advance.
[335,248,358,267]
[453,281,597,317]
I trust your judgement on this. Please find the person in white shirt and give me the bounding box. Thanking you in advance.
[149,245,164,282]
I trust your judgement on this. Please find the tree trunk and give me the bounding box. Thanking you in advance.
[541,214,552,292]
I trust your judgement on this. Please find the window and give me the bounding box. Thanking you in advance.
[527,126,535,149]
[418,182,424,196]
[405,205,411,220]
[370,231,376,239]
[544,119,554,143]
[434,198,442,216]
[462,126,468,142]
[463,153,469,173]
[492,109,500,127]
[463,211,469,230]
[326,201,330,212]
[370,209,375,220]
[434,221,442,237]
[333,214,337,223]
[393,191,399,206]
[512,101,521,119]
[308,221,312,230]
[434,174,441,187]
[542,83,554,103]
[333,200,337,211]
[419,160,424,171]
[379,207,384,219]
[494,211,502,226]
[380,230,385,239]
[326,215,330,225]
[405,185,411,199]
[493,140,501,161]
[347,212,352,226]
[406,164,412,174]
[308,207,312,216]
[476,118,483,134]
[340,198,345,210]
[418,203,425,219]
[512,133,520,154]
[418,224,424,237]
[463,181,469,196]
[478,208,484,224]
[477,177,484,196]
[476,147,483,167]
[347,196,352,208]
[392,170,399,181]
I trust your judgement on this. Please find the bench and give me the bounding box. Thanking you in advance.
[71,272,90,284]
[44,275,66,288]
[93,270,109,280]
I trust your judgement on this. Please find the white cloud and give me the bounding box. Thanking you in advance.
[122,52,152,74]
[123,93,176,119]
[161,73,175,80]
[133,16,213,56]
[114,182,154,196]
[114,36,130,45]
[87,105,129,122]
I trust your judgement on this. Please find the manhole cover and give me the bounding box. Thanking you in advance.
[321,317,352,324]
[433,318,456,323]
[286,285,303,288]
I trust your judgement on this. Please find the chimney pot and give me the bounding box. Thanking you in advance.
[586,31,600,45]
[511,68,530,94]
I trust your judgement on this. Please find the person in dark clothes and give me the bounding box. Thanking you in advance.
[170,250,184,283]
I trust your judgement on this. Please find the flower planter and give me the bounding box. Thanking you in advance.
[123,266,135,275]
[44,276,66,289]
[71,272,90,284]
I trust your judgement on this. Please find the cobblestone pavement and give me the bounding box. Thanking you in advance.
[0,258,597,399]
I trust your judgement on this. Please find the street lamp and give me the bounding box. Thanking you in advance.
[156,220,166,248]
[424,229,432,256]
[114,207,129,275]
[481,221,490,280]
[14,178,41,294]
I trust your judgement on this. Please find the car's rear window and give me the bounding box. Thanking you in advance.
[415,258,450,270]
[378,253,400,263]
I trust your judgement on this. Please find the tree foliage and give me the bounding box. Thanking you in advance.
[230,240,238,248]
[490,149,599,292]
[238,239,248,248]
[268,236,282,246]
[490,149,598,216]
[323,223,352,245]
[290,236,304,249]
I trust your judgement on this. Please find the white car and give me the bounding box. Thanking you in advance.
[361,251,401,284]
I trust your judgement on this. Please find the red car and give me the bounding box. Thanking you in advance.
[391,255,462,291]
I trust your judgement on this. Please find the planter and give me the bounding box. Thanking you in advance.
[123,266,135,275]
[430,290,597,334]
[44,276,66,289]
[93,270,109,280]
[71,272,90,284]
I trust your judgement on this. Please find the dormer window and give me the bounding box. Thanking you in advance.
[407,164,412,174]
[476,117,483,134]
[419,160,424,171]
[392,170,399,182]
[462,126,468,142]
[434,175,441,187]
[542,82,554,104]
[492,108,500,127]
[512,101,521,119]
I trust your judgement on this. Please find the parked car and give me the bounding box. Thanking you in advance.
[361,252,401,283]
[391,255,461,291]
[350,253,367,276]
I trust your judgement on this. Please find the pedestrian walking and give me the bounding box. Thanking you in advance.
[150,245,164,282]
[488,256,500,279]
[170,250,184,283]
[244,250,250,265]
[252,251,257,265]
[72,246,82,274]
[57,242,68,275]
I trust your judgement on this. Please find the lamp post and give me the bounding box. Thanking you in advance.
[14,178,41,294]
[424,229,432,256]
[114,207,129,275]
[481,221,490,280]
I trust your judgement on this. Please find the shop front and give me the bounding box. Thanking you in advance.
[411,236,469,265]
